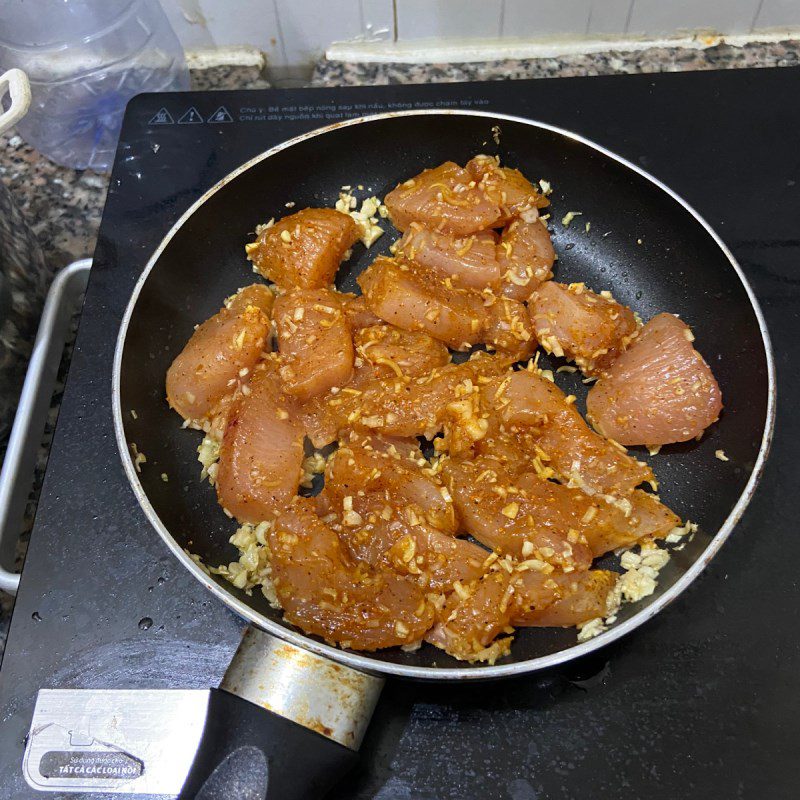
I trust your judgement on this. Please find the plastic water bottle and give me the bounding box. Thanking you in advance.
[0,0,190,172]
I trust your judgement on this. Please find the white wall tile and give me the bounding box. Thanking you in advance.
[587,0,634,35]
[276,0,366,63]
[627,0,760,36]
[754,0,800,29]
[158,0,215,48]
[158,0,284,63]
[502,0,591,37]
[396,0,503,40]
[360,0,395,40]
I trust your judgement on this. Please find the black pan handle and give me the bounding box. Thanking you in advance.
[180,687,358,800]
[179,627,384,800]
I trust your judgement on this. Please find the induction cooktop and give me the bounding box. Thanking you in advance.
[0,68,797,799]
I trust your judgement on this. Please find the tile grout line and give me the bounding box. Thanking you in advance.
[750,0,766,33]
[271,0,289,67]
[624,0,636,35]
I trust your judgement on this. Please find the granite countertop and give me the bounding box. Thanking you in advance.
[0,39,797,644]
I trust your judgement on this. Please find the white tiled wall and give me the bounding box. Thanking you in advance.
[626,0,759,36]
[396,0,502,39]
[159,0,800,69]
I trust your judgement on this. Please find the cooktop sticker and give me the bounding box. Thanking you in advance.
[207,106,234,123]
[177,107,204,124]
[148,107,175,125]
[23,689,209,794]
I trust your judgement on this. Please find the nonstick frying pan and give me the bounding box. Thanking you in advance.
[113,111,775,798]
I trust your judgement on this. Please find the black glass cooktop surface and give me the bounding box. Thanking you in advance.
[0,68,797,799]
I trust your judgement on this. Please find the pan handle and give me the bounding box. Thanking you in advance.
[179,627,384,799]
[0,259,91,594]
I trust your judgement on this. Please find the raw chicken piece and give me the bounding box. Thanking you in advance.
[246,208,358,289]
[216,357,304,523]
[382,524,488,590]
[513,569,618,627]
[316,488,487,593]
[496,218,555,301]
[166,284,273,423]
[359,257,535,359]
[323,433,457,533]
[425,569,515,663]
[354,324,451,380]
[274,288,354,401]
[395,216,553,302]
[587,313,723,446]
[465,154,549,224]
[426,564,618,661]
[341,293,383,330]
[269,499,434,650]
[322,354,512,440]
[228,283,275,317]
[481,369,654,495]
[396,224,502,291]
[483,296,537,361]
[514,472,680,557]
[384,162,503,235]
[359,257,485,350]
[444,457,593,569]
[529,282,638,376]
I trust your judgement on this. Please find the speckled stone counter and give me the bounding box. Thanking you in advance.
[0,40,797,648]
[312,38,800,85]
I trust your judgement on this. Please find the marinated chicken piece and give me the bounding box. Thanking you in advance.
[513,569,618,627]
[354,324,451,380]
[166,284,273,423]
[216,357,304,523]
[481,369,654,495]
[529,282,638,376]
[465,154,549,225]
[514,472,680,557]
[427,564,618,661]
[359,257,534,359]
[396,224,502,291]
[228,283,275,317]
[269,499,434,650]
[396,216,553,303]
[586,313,723,446]
[323,434,457,533]
[359,257,485,350]
[274,288,354,401]
[246,208,358,290]
[383,524,488,591]
[322,354,512,441]
[317,488,487,593]
[444,457,593,569]
[341,293,382,330]
[293,357,386,449]
[425,569,515,663]
[496,218,555,301]
[483,296,537,360]
[384,161,503,235]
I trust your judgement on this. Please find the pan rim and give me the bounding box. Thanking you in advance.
[112,109,776,680]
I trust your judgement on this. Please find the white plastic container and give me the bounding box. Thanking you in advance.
[0,0,189,172]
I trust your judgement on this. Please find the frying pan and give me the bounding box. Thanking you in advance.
[113,111,775,798]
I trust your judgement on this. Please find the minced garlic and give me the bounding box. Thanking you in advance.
[561,211,582,227]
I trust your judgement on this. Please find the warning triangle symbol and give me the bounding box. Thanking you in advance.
[207,106,234,123]
[177,107,204,124]
[148,107,174,125]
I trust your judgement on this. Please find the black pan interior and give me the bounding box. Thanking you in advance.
[119,114,769,670]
